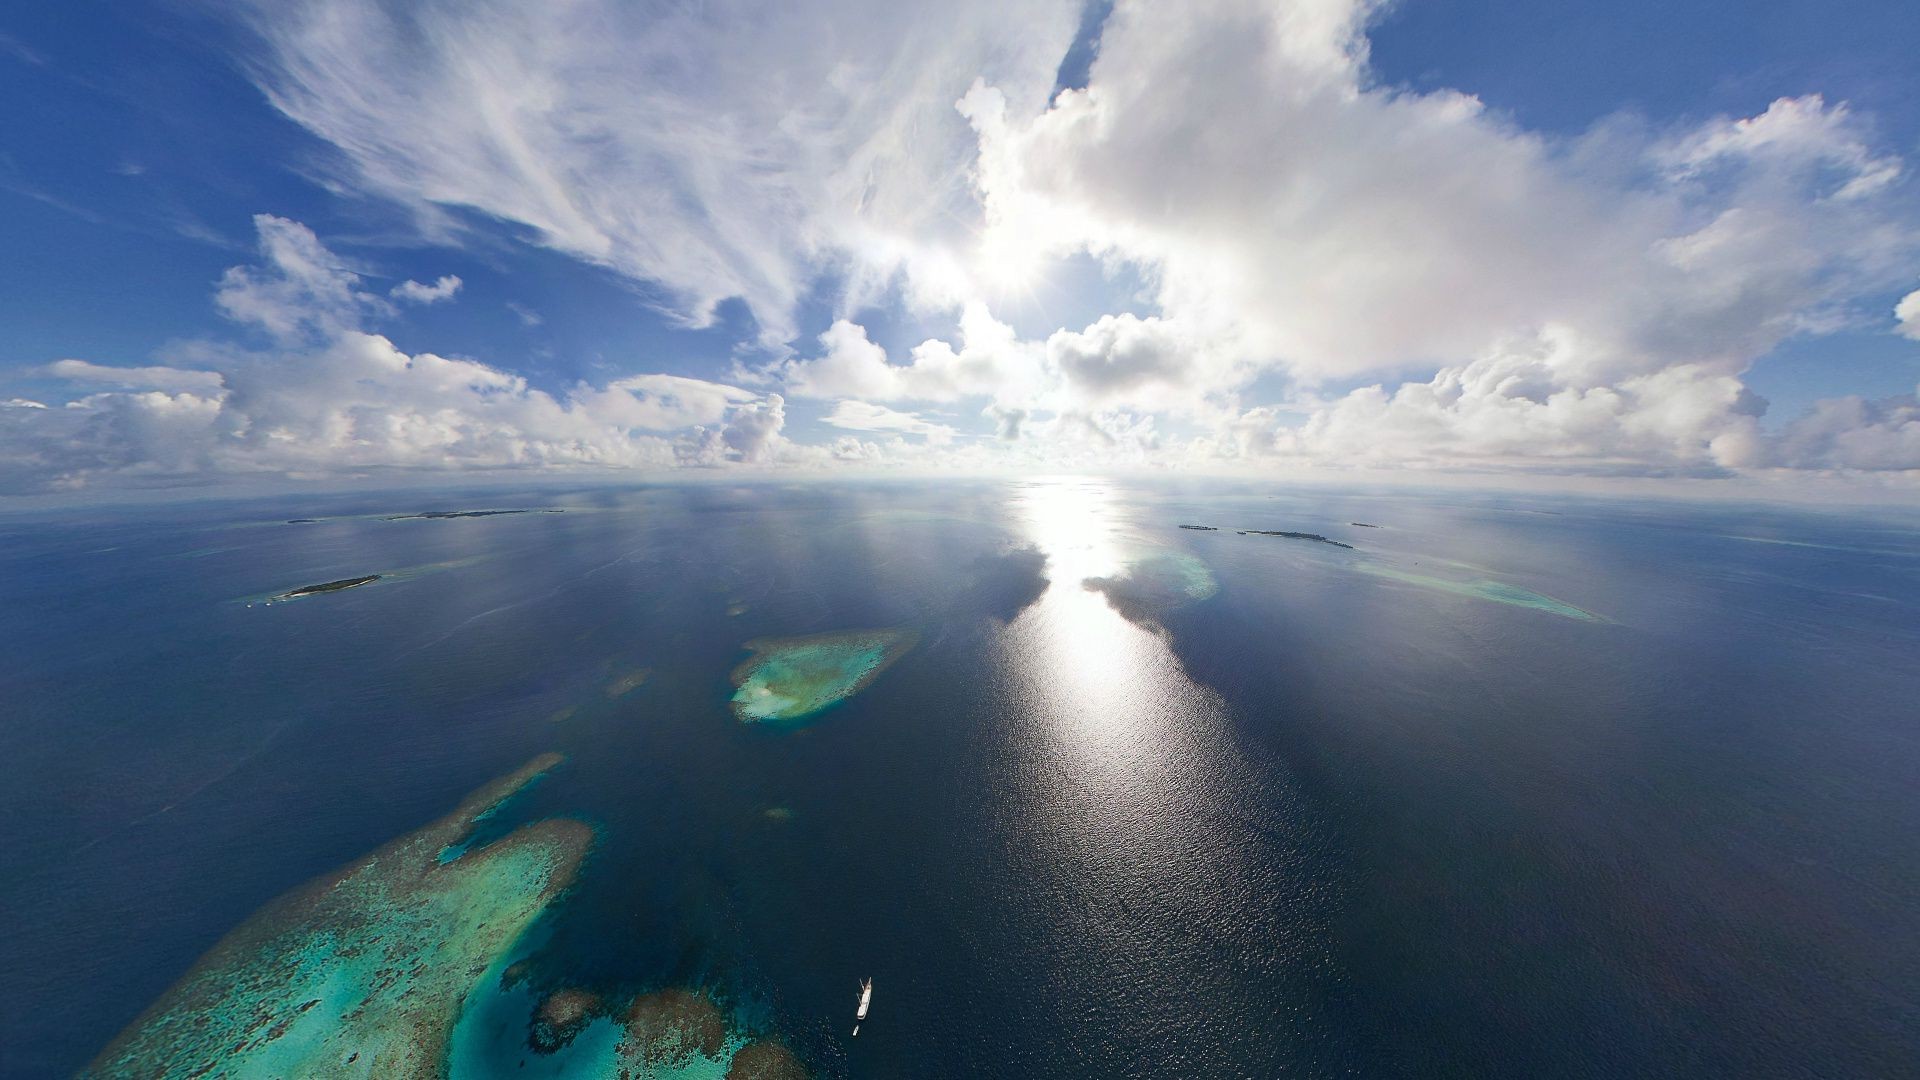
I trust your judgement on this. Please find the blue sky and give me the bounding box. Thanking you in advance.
[2,0,1917,497]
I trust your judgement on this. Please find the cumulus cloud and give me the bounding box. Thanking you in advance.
[4,330,799,493]
[390,274,462,304]
[233,0,1080,341]
[0,217,789,493]
[1773,387,1920,470]
[776,306,1043,404]
[1042,314,1235,413]
[1897,288,1920,341]
[952,0,1919,475]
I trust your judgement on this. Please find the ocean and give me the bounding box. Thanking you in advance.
[1,478,1915,1077]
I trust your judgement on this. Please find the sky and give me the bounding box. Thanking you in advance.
[2,0,1919,500]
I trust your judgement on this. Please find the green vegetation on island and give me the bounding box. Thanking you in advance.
[384,509,543,520]
[1237,529,1354,549]
[282,574,380,598]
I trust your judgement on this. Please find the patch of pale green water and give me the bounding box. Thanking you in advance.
[1083,549,1220,626]
[729,628,919,727]
[84,754,594,1079]
[1353,562,1601,622]
[605,667,652,698]
[238,555,490,606]
[1141,549,1220,601]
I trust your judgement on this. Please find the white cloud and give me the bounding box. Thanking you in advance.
[43,359,226,395]
[1896,288,1920,341]
[214,214,388,341]
[1773,387,1920,470]
[952,0,1919,475]
[1041,313,1236,414]
[6,331,795,493]
[984,403,1027,441]
[776,306,1045,405]
[1258,355,1772,473]
[390,274,462,304]
[10,3,1920,489]
[0,217,789,493]
[234,0,1080,342]
[822,400,958,443]
[1660,95,1903,202]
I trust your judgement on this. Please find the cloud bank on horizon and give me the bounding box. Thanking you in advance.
[4,0,1919,495]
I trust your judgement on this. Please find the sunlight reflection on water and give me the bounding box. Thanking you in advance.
[1003,476,1225,851]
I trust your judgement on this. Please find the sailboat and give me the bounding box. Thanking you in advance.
[852,977,872,1037]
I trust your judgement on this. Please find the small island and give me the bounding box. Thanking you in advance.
[1177,524,1218,531]
[282,574,380,597]
[284,518,319,524]
[384,509,541,520]
[1351,522,1380,528]
[1237,530,1354,549]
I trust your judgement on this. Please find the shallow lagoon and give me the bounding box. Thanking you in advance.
[729,629,919,726]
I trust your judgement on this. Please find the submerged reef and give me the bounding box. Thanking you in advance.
[725,1040,809,1079]
[1355,563,1600,621]
[452,973,795,1079]
[618,988,728,1067]
[281,574,380,598]
[85,754,592,1079]
[729,628,920,726]
[529,987,604,1053]
[1084,550,1219,627]
[605,668,652,698]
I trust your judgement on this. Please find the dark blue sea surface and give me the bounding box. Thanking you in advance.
[2,479,1917,1076]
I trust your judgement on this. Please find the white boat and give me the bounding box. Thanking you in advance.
[852,977,872,1036]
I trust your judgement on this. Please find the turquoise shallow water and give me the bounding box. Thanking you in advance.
[730,630,917,726]
[3,480,1918,1077]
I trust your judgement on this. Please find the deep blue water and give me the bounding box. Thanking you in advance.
[2,479,1917,1077]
